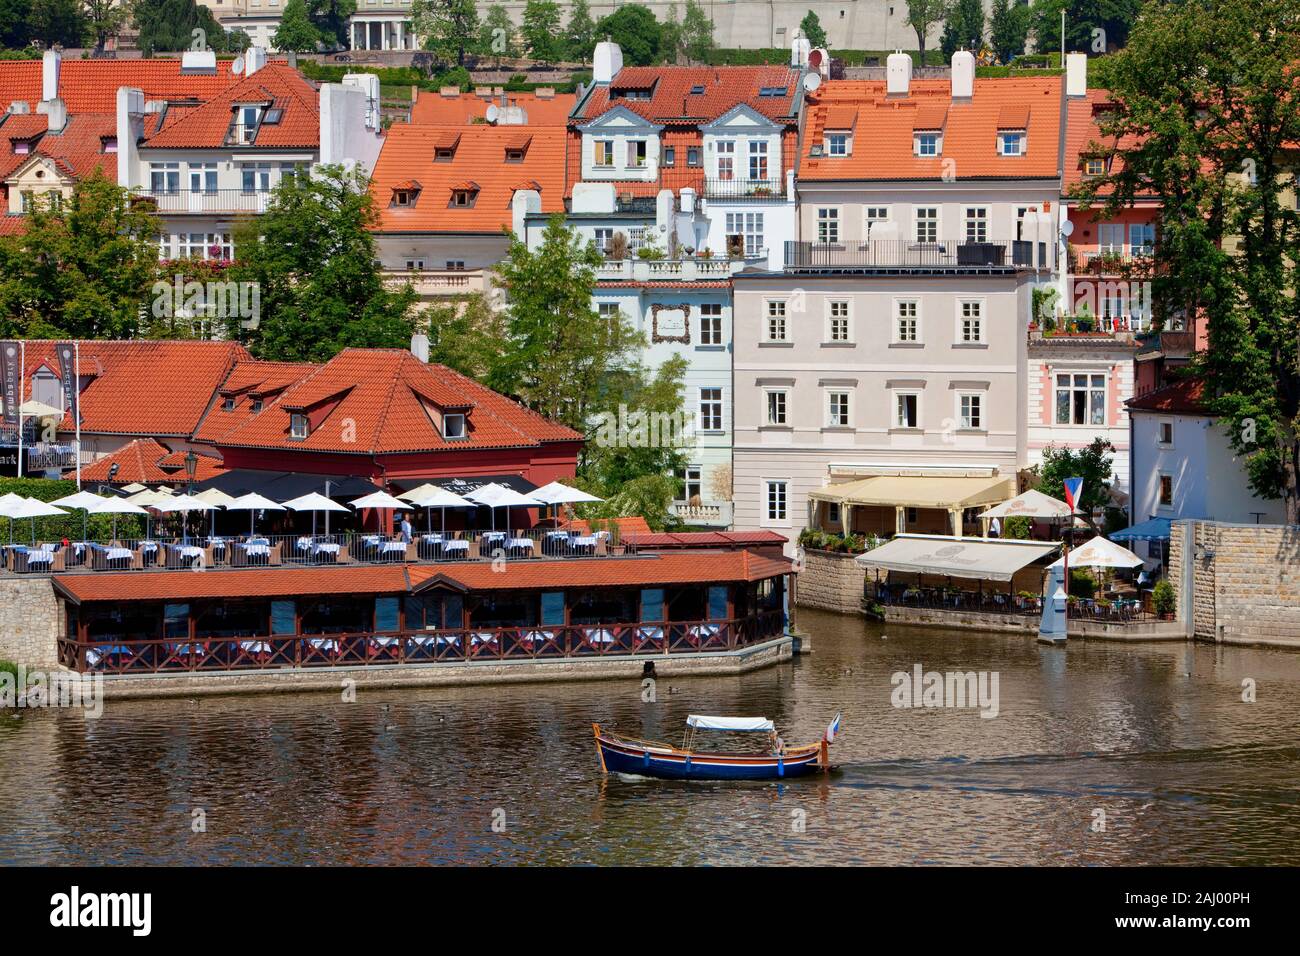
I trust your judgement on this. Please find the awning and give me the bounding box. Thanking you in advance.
[193,469,377,500]
[810,475,1014,510]
[1109,517,1172,542]
[686,715,774,732]
[412,474,539,496]
[856,534,1060,582]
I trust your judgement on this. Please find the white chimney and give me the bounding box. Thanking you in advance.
[116,87,145,189]
[791,32,810,68]
[410,333,429,363]
[36,97,66,133]
[886,51,912,97]
[41,50,60,102]
[593,41,624,84]
[511,188,541,238]
[180,49,217,74]
[1066,53,1088,98]
[245,46,268,77]
[951,50,975,99]
[8,101,30,114]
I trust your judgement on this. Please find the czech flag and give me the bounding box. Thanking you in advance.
[1063,477,1084,513]
[825,712,843,743]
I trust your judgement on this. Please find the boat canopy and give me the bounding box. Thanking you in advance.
[686,715,775,732]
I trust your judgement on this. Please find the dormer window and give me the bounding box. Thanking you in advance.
[999,130,1026,156]
[628,140,648,168]
[222,397,236,411]
[101,136,117,153]
[505,148,525,163]
[758,86,788,97]
[442,413,466,440]
[230,104,263,145]
[250,398,264,413]
[1083,156,1106,177]
[391,181,421,207]
[594,139,615,168]
[915,132,941,157]
[13,140,29,155]
[289,413,309,439]
[690,84,705,95]
[435,147,455,162]
[826,132,849,157]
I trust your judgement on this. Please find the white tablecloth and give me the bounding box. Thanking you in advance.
[507,538,534,550]
[239,544,270,556]
[441,540,469,552]
[238,641,272,653]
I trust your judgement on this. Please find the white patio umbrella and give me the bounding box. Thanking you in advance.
[463,482,542,532]
[51,490,109,542]
[124,487,173,507]
[85,495,150,542]
[282,491,349,537]
[405,486,472,535]
[224,492,284,537]
[155,493,218,543]
[1048,535,1143,570]
[0,493,25,545]
[192,488,236,536]
[350,490,411,536]
[978,489,1075,521]
[0,497,67,545]
[530,480,603,522]
[119,482,148,493]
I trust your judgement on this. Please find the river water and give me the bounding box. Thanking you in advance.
[2,608,1298,865]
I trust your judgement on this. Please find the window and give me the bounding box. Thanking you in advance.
[748,140,768,179]
[687,147,701,167]
[827,300,851,342]
[764,480,788,522]
[594,139,614,168]
[405,258,424,270]
[915,132,940,157]
[175,232,233,259]
[250,398,263,414]
[959,393,983,430]
[597,302,623,330]
[289,414,309,439]
[895,300,919,342]
[716,140,735,179]
[240,162,272,193]
[1158,421,1174,445]
[725,211,764,257]
[443,413,466,439]
[1055,373,1107,426]
[915,207,938,243]
[964,207,988,243]
[446,260,465,271]
[765,389,787,425]
[681,466,702,502]
[392,189,416,207]
[698,387,723,432]
[1159,474,1173,506]
[895,392,919,429]
[827,502,841,525]
[827,132,848,156]
[150,162,180,194]
[628,139,648,168]
[999,131,1025,156]
[817,207,839,244]
[1084,156,1106,177]
[435,147,455,162]
[221,397,236,411]
[765,300,787,341]
[450,189,476,207]
[699,303,722,345]
[864,207,889,240]
[1099,222,1125,253]
[1130,223,1155,255]
[663,146,675,166]
[958,300,983,343]
[593,228,614,256]
[188,163,218,193]
[827,390,851,427]
[505,148,525,163]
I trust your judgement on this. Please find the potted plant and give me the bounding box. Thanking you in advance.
[1152,579,1176,619]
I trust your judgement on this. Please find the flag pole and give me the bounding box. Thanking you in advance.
[15,340,24,479]
[74,341,82,489]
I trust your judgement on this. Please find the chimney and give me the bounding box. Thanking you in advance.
[951,49,975,100]
[410,333,430,363]
[115,87,145,190]
[36,97,67,134]
[7,101,30,114]
[1066,53,1088,98]
[593,41,624,84]
[41,50,60,102]
[886,51,912,97]
[790,31,810,68]
[245,46,268,77]
[534,87,555,99]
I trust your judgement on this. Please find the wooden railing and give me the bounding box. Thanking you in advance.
[58,611,788,674]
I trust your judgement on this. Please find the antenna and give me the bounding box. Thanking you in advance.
[485,103,499,124]
[803,73,822,93]
[232,55,244,75]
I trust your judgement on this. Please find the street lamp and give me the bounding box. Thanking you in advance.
[184,451,198,543]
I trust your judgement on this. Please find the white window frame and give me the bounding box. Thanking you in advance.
[825,299,853,344]
[999,130,1025,156]
[697,387,724,433]
[289,413,309,439]
[816,207,840,244]
[893,390,921,429]
[748,139,769,180]
[763,388,788,426]
[763,299,788,342]
[915,132,941,157]
[826,132,849,156]
[442,413,467,439]
[593,139,615,168]
[725,211,764,258]
[864,206,890,240]
[914,206,939,244]
[761,478,790,526]
[1130,222,1155,255]
[825,388,853,428]
[957,392,985,431]
[1157,418,1175,447]
[699,303,723,346]
[716,139,736,180]
[894,299,920,344]
[627,139,648,169]
[963,206,989,243]
[956,299,985,344]
[1054,371,1109,427]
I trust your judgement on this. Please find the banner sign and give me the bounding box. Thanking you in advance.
[56,342,78,426]
[1,341,18,427]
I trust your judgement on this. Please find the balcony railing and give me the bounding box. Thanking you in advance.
[595,258,758,281]
[26,443,82,471]
[1068,248,1156,274]
[384,269,486,295]
[785,239,1044,271]
[670,501,734,527]
[133,189,274,215]
[701,177,786,201]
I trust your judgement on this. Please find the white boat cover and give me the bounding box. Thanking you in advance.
[686,715,775,732]
[855,534,1060,582]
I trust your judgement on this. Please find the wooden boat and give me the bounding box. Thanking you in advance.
[593,713,841,781]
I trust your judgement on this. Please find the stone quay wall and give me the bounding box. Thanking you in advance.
[0,577,64,668]
[795,549,866,615]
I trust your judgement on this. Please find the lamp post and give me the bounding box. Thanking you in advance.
[184,451,198,543]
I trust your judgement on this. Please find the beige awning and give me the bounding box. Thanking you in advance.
[810,475,1014,510]
[856,534,1061,582]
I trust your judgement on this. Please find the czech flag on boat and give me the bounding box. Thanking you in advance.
[1062,477,1084,512]
[825,712,843,743]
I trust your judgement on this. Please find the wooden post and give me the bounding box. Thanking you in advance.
[593,723,607,773]
[820,738,829,771]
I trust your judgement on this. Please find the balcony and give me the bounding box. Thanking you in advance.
[701,177,786,201]
[26,443,83,472]
[385,269,486,296]
[670,501,734,528]
[785,239,1044,273]
[133,189,275,215]
[1068,248,1156,275]
[595,258,759,281]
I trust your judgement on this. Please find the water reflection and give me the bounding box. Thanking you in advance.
[1,608,1298,865]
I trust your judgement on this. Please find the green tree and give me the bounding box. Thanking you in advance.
[477,3,515,65]
[227,165,417,362]
[412,0,478,66]
[521,0,562,62]
[681,0,713,63]
[307,0,355,49]
[1029,0,1140,54]
[422,292,506,380]
[988,0,1029,63]
[28,0,83,46]
[798,10,826,47]
[659,3,683,64]
[81,0,125,52]
[0,0,33,48]
[905,0,945,63]
[940,0,985,59]
[1034,438,1115,527]
[0,173,160,340]
[132,0,232,54]
[564,0,595,63]
[274,0,321,52]
[593,4,660,66]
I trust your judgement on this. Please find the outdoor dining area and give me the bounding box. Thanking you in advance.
[0,478,621,575]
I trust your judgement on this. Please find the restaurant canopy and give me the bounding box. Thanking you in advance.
[686,715,775,732]
[978,489,1075,520]
[856,534,1060,582]
[193,469,377,501]
[810,474,1014,510]
[1109,517,1173,542]
[418,474,539,496]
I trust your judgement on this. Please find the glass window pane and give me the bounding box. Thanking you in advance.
[708,586,729,620]
[1091,390,1106,424]
[444,594,463,629]
[163,603,189,639]
[375,597,399,632]
[541,591,566,626]
[641,589,664,622]
[271,600,295,634]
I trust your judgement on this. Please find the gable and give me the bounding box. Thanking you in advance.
[701,103,780,134]
[578,104,663,134]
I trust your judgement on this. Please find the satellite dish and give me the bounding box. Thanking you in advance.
[1060,219,1075,237]
[803,72,822,93]
[232,56,245,75]
[485,103,500,124]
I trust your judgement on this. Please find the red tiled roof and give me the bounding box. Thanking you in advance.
[370,123,566,233]
[411,90,576,126]
[1125,377,1209,415]
[2,114,119,184]
[214,348,581,455]
[800,77,1063,181]
[410,550,792,592]
[0,214,27,235]
[79,438,225,484]
[596,280,732,289]
[624,531,789,548]
[0,58,244,114]
[54,565,412,604]
[1062,88,1156,194]
[192,359,318,444]
[141,65,319,149]
[574,66,801,126]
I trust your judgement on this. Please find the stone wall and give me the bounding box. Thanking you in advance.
[0,577,64,668]
[1169,520,1300,647]
[796,549,865,614]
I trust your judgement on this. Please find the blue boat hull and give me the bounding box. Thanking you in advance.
[596,735,823,781]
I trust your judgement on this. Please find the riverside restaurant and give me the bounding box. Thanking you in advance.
[52,550,792,674]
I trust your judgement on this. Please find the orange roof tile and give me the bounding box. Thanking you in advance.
[214,349,581,455]
[410,90,576,126]
[79,438,225,484]
[370,123,566,234]
[1062,89,1154,194]
[1125,377,1208,415]
[574,66,801,126]
[800,77,1064,181]
[141,65,320,150]
[55,565,412,604]
[3,114,119,184]
[192,359,319,443]
[0,58,244,114]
